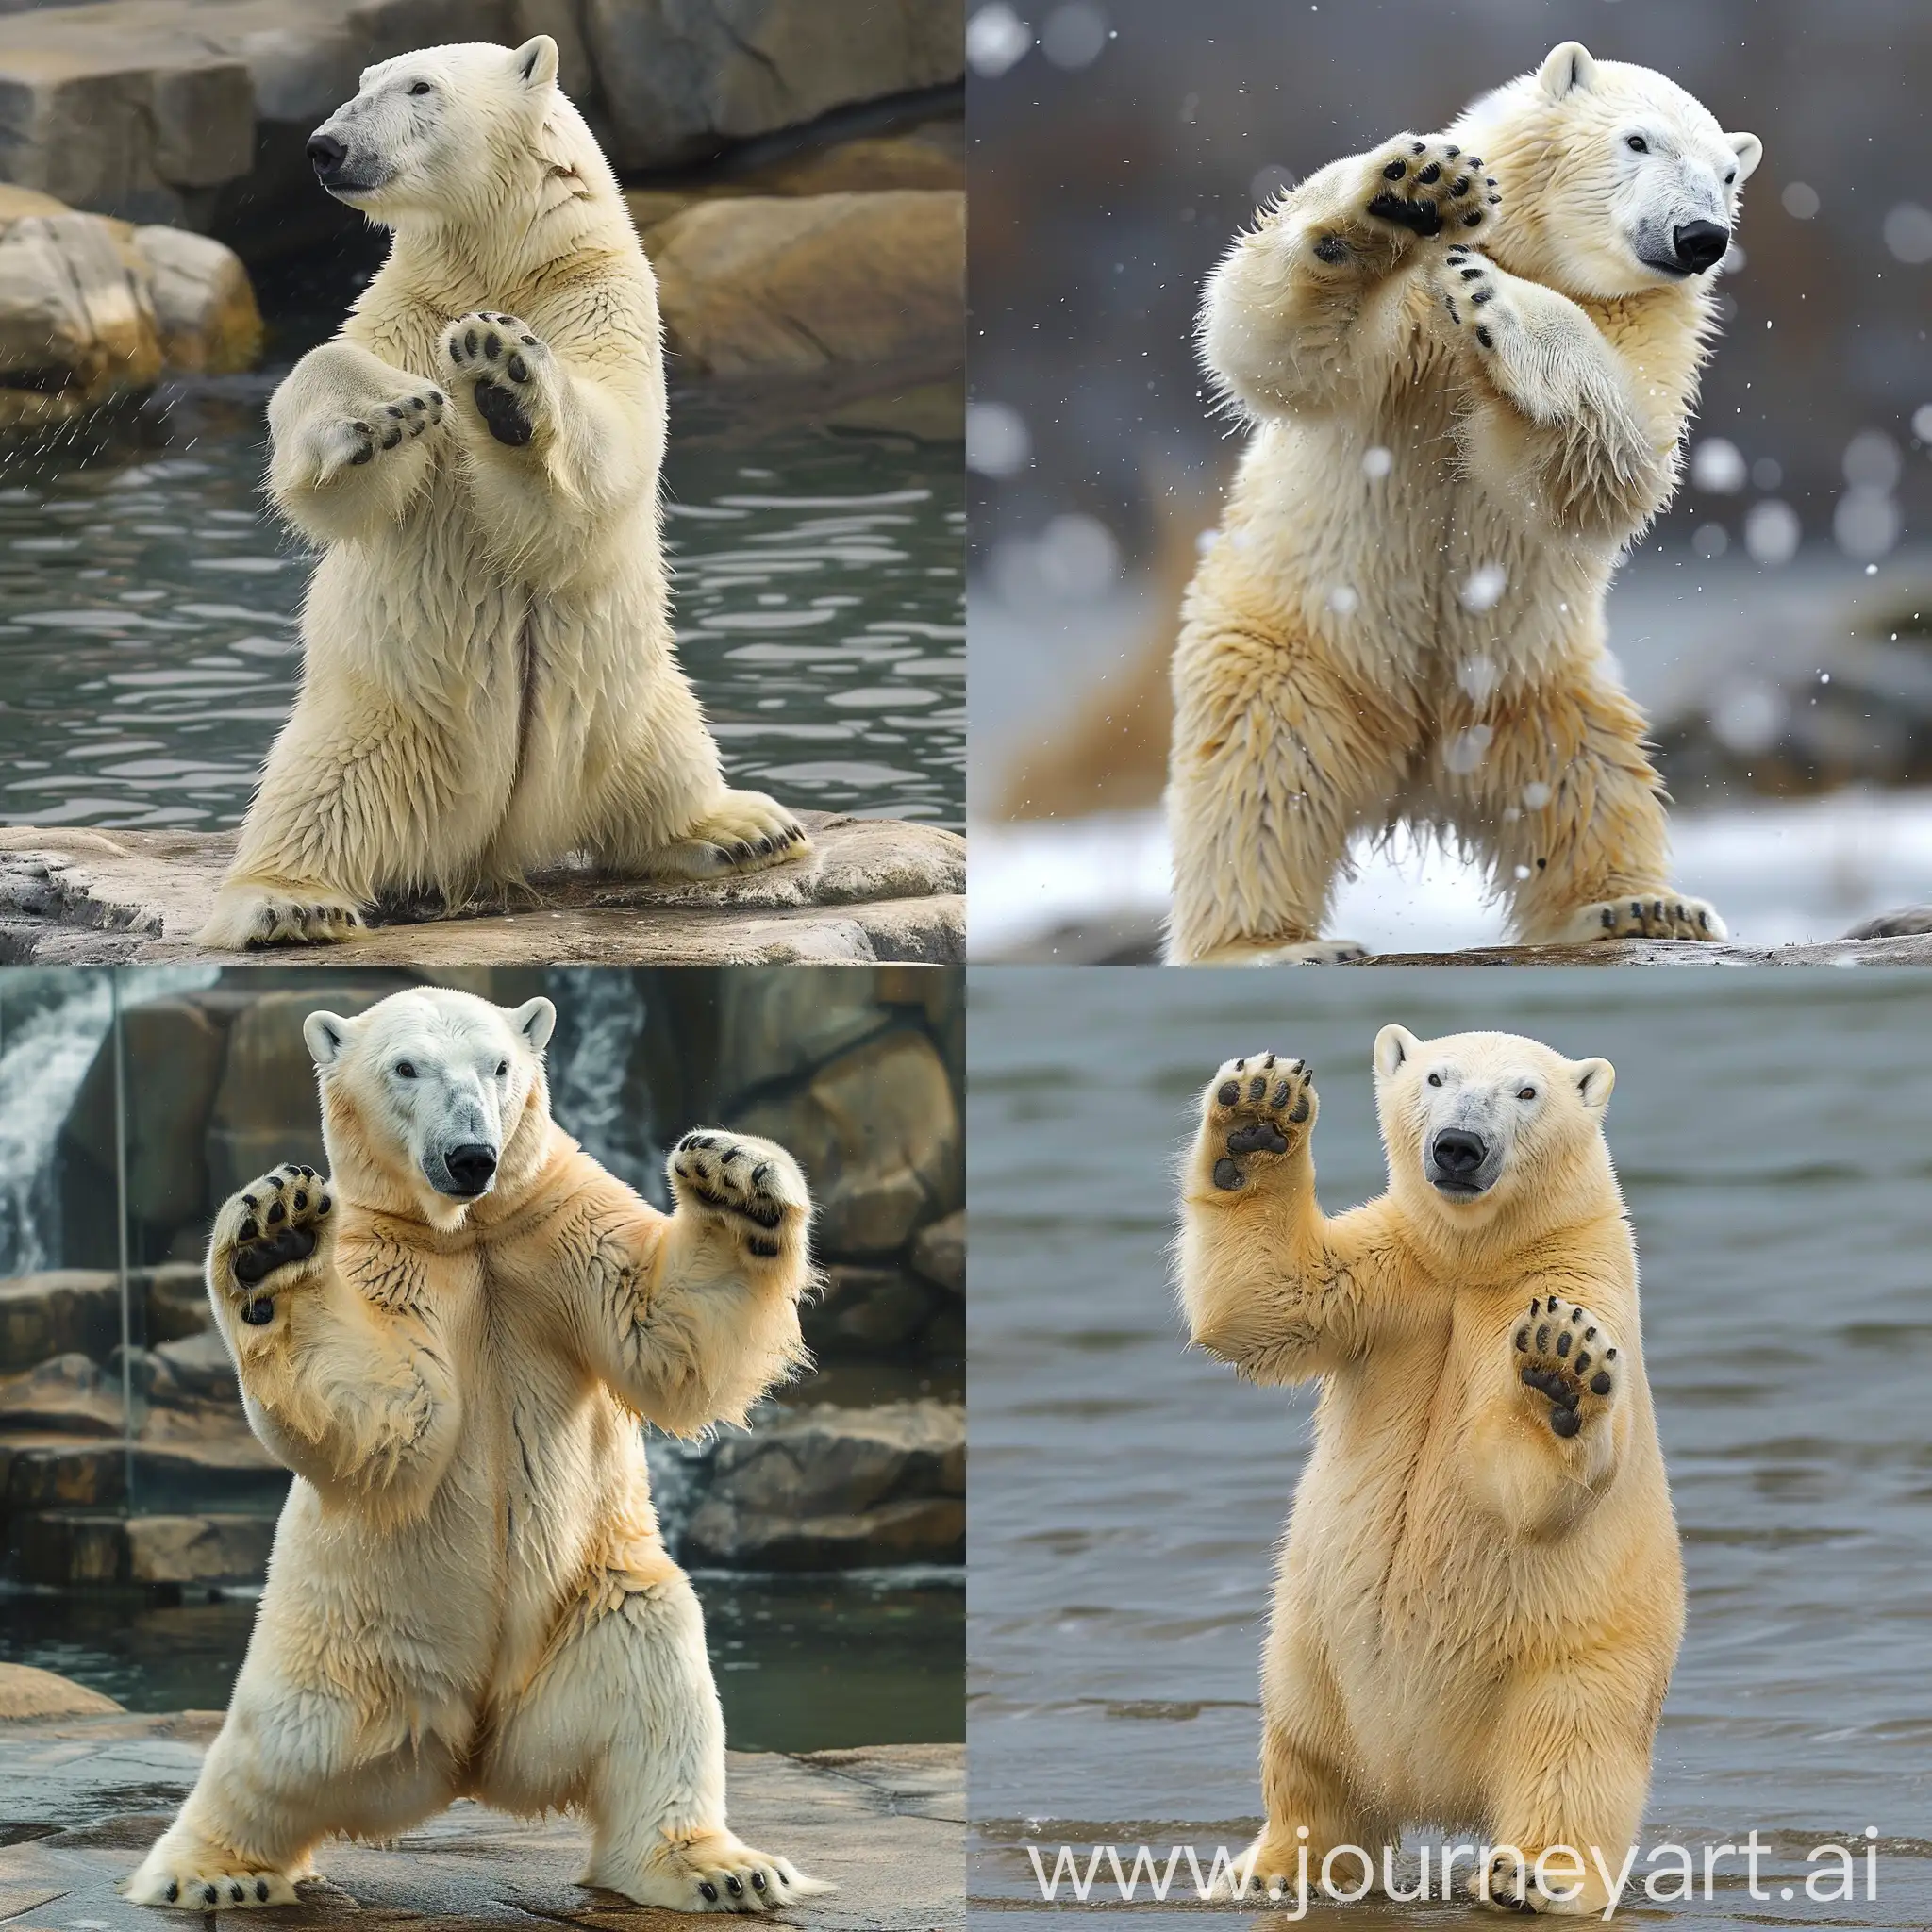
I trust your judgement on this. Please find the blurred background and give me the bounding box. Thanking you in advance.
[0,0,965,835]
[0,964,963,1754]
[967,0,1932,959]
[970,966,1932,1925]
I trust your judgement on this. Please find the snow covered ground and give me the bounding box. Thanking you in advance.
[970,791,1932,958]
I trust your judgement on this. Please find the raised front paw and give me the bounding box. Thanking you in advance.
[442,310,549,447]
[1513,1293,1618,1439]
[1556,894,1727,943]
[1363,135,1498,239]
[1200,1052,1315,1191]
[670,1132,810,1257]
[309,383,444,481]
[1433,245,1516,353]
[209,1164,333,1324]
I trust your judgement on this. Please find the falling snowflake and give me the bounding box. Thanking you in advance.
[1327,585,1358,616]
[1362,446,1393,480]
[1459,564,1507,614]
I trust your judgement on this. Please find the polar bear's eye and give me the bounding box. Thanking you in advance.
[496,1059,509,1078]
[1426,1073,1443,1088]
[1724,170,1737,186]
[1518,1086,1538,1101]
[408,80,433,96]
[395,1060,418,1079]
[1625,134,1649,154]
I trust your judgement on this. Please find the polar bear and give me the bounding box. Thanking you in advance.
[199,39,808,950]
[1167,42,1761,963]
[125,987,827,1914]
[1176,1027,1683,1914]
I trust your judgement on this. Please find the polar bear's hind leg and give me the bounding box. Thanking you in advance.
[631,791,812,881]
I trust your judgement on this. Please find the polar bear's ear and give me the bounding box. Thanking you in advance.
[1726,132,1763,184]
[512,34,559,90]
[303,1010,358,1069]
[509,995,557,1053]
[1573,1057,1616,1111]
[1537,42,1596,99]
[1374,1024,1422,1078]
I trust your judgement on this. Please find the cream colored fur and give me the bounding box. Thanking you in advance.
[125,988,827,1915]
[1176,1027,1683,1914]
[1168,42,1761,962]
[200,38,808,950]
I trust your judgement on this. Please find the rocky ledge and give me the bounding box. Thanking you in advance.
[0,1703,963,1931]
[0,816,965,966]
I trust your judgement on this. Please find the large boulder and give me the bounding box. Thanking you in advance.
[649,190,963,379]
[584,0,963,170]
[131,223,262,372]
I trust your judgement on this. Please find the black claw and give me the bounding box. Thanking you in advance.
[204,1885,219,1906]
[258,1880,269,1900]
[1475,325,1494,348]
[1411,140,1426,154]
[231,1881,245,1901]
[165,1883,179,1902]
[725,1875,743,1896]
[750,1870,766,1891]
[521,333,538,345]
[699,1882,719,1902]
[1472,287,1493,306]
[1444,144,1459,158]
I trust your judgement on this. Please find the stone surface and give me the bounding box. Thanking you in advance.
[0,1272,121,1372]
[0,1662,122,1721]
[0,814,965,964]
[650,190,963,379]
[131,221,261,371]
[805,1266,937,1356]
[683,1399,964,1569]
[13,1507,277,1585]
[909,1208,963,1295]
[0,1352,123,1436]
[585,0,963,170]
[735,1029,961,1257]
[0,1710,962,1931]
[0,208,160,430]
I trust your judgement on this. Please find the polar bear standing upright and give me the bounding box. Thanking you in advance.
[125,988,826,1914]
[1167,43,1760,962]
[1176,1028,1683,1914]
[200,39,808,949]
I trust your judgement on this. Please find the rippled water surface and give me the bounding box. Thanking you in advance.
[0,381,961,831]
[969,969,1932,1926]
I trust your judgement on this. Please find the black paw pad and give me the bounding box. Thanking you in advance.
[1216,1081,1241,1106]
[1211,1157,1243,1191]
[1368,191,1442,237]
[473,378,533,447]
[1226,1122,1289,1157]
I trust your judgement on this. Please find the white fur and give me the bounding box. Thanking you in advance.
[199,41,808,951]
[125,988,827,1914]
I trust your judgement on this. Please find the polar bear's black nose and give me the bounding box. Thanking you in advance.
[445,1143,498,1193]
[1672,220,1729,274]
[308,132,348,181]
[1431,1128,1489,1174]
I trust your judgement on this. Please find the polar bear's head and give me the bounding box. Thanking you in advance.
[1372,1024,1617,1241]
[1455,42,1760,298]
[303,988,558,1228]
[305,36,616,238]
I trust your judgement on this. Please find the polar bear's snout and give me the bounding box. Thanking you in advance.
[440,1142,499,1197]
[1671,218,1729,274]
[1427,1126,1498,1198]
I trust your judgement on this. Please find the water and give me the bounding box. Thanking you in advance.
[968,968,1932,1925]
[0,378,962,833]
[0,1572,963,1753]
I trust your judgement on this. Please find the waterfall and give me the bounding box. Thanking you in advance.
[0,967,219,1277]
[543,969,666,1208]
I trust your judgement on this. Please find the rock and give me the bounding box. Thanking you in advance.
[114,1327,239,1410]
[13,1508,276,1585]
[0,209,160,431]
[130,222,261,372]
[734,1029,961,1257]
[1,1431,284,1511]
[0,1713,962,1931]
[0,1271,121,1372]
[0,814,965,964]
[584,0,964,171]
[0,1662,122,1721]
[909,1209,964,1295]
[805,1265,937,1354]
[650,190,963,379]
[683,1399,964,1568]
[738,131,964,196]
[145,1263,212,1343]
[1844,905,1932,940]
[0,1351,123,1436]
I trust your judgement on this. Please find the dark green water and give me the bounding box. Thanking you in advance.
[968,968,1932,1926]
[0,377,962,833]
[1,1571,961,1754]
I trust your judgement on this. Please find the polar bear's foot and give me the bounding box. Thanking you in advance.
[1202,1051,1315,1191]
[1513,1294,1619,1440]
[1206,1828,1329,1903]
[443,311,550,448]
[299,383,445,485]
[1190,938,1370,966]
[1477,1845,1597,1916]
[1363,135,1497,240]
[642,792,812,881]
[1545,894,1726,944]
[210,1162,333,1316]
[199,883,365,950]
[125,1834,303,1910]
[1434,244,1514,349]
[670,1132,809,1257]
[609,1833,830,1914]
